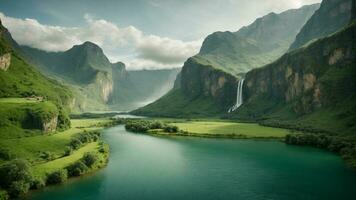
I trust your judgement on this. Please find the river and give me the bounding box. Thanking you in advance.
[26,125,356,200]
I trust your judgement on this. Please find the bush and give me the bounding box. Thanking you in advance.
[69,138,82,150]
[63,146,73,156]
[0,148,12,160]
[30,178,45,190]
[0,190,9,200]
[8,181,30,198]
[82,152,98,168]
[66,161,88,177]
[99,143,109,154]
[57,108,71,131]
[163,125,179,133]
[0,159,33,188]
[40,151,54,161]
[46,169,68,185]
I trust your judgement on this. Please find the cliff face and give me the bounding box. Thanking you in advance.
[133,57,239,117]
[0,53,10,71]
[289,0,352,50]
[237,22,355,134]
[181,57,237,109]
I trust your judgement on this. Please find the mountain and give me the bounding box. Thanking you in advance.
[0,19,73,132]
[233,20,355,137]
[109,67,180,111]
[132,4,320,117]
[21,45,179,111]
[289,0,352,50]
[198,4,319,75]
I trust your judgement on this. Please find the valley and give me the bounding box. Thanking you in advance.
[0,0,356,199]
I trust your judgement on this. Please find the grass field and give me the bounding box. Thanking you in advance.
[32,142,100,177]
[170,121,291,138]
[0,118,113,179]
[0,97,41,104]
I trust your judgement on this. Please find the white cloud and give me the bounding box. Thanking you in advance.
[0,12,201,70]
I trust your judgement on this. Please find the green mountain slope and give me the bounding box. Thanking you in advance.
[0,19,73,134]
[198,4,319,75]
[289,0,352,50]
[234,22,356,137]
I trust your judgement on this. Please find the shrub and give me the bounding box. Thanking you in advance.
[57,108,71,131]
[99,144,109,154]
[64,146,73,156]
[8,181,30,198]
[82,152,98,168]
[30,178,45,190]
[46,169,68,185]
[66,161,88,177]
[40,151,54,161]
[0,148,12,160]
[163,125,179,133]
[0,159,33,188]
[69,138,82,150]
[0,190,9,200]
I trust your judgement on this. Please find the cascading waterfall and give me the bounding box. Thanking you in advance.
[228,78,244,113]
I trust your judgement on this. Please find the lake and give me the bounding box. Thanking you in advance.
[26,125,356,200]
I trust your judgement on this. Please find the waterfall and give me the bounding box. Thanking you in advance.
[228,78,244,113]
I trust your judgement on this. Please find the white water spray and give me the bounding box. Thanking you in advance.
[228,78,244,113]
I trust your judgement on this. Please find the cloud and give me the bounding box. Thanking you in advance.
[0,12,201,70]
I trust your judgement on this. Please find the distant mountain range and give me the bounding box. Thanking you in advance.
[21,43,179,112]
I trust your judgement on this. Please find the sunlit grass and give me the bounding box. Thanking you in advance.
[171,121,291,138]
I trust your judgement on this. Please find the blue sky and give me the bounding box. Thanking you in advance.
[0,0,321,69]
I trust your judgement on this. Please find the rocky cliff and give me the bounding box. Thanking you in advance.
[0,53,10,71]
[132,57,239,117]
[236,22,355,135]
[181,57,237,109]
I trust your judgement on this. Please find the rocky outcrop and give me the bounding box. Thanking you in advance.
[241,21,355,117]
[42,115,58,133]
[181,57,238,109]
[0,53,10,71]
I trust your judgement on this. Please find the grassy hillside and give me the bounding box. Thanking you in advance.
[198,4,319,75]
[132,89,223,118]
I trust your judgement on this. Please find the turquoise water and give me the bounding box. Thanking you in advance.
[26,126,356,200]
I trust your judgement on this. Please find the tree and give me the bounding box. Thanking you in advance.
[0,159,33,188]
[66,161,88,177]
[46,169,68,185]
[82,152,98,167]
[8,181,30,197]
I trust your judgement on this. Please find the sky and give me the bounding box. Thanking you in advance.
[0,0,321,70]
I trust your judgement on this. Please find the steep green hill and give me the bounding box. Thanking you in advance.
[233,22,356,137]
[289,0,352,50]
[198,4,319,75]
[0,19,73,133]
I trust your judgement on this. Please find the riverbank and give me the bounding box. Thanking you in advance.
[0,118,114,199]
[121,118,356,170]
